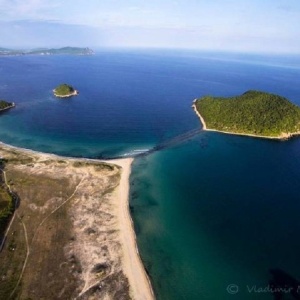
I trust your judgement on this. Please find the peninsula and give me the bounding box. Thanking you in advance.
[193,90,300,139]
[0,143,154,300]
[53,84,78,98]
[0,47,94,56]
[0,100,15,112]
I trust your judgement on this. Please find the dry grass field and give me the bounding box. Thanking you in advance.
[0,146,131,300]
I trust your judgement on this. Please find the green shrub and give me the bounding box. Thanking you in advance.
[54,84,75,96]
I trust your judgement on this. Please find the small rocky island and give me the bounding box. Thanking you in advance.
[0,100,15,112]
[193,90,300,139]
[53,84,78,98]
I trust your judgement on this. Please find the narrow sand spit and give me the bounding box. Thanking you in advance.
[110,159,154,300]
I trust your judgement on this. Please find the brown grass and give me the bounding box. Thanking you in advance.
[0,146,131,299]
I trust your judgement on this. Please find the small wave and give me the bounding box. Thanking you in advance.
[133,149,150,152]
[122,152,133,157]
[122,149,151,157]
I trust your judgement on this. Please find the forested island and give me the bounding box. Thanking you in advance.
[53,84,78,98]
[193,90,300,139]
[0,47,94,56]
[0,100,15,112]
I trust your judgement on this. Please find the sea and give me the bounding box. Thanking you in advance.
[1,49,300,299]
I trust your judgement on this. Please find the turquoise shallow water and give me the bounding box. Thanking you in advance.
[1,50,300,299]
[131,133,300,299]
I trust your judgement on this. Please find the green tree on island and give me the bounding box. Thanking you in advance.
[0,100,14,110]
[53,84,78,97]
[194,90,300,138]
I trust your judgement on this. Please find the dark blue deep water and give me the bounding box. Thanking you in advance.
[1,49,300,299]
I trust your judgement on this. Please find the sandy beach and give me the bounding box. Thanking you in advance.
[53,89,79,98]
[0,142,154,299]
[192,101,207,130]
[192,102,300,140]
[110,158,154,300]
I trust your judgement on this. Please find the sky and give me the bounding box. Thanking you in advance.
[0,0,300,53]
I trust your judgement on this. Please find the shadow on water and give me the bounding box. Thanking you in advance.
[101,127,205,160]
[269,269,300,300]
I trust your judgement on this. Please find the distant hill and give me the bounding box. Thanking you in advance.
[193,90,300,139]
[0,47,94,56]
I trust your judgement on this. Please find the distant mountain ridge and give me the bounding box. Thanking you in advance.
[0,47,94,56]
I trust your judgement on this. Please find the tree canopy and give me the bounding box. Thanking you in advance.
[194,90,300,137]
[53,84,75,96]
[0,100,13,110]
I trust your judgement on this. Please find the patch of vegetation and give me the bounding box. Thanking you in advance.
[195,90,300,137]
[0,187,14,236]
[0,224,27,300]
[101,186,117,197]
[40,159,55,165]
[0,100,14,110]
[72,161,86,168]
[5,157,33,165]
[53,84,76,96]
[94,163,115,172]
[57,160,67,164]
[0,160,15,236]
[2,166,78,299]
[73,161,114,172]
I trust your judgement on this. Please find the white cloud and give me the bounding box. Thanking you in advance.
[0,0,60,21]
[0,0,299,53]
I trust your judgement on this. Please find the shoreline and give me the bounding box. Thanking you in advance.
[109,158,155,300]
[0,102,15,112]
[192,101,300,140]
[53,90,78,98]
[0,141,154,300]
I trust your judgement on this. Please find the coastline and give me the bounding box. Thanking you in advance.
[0,141,154,299]
[110,158,155,300]
[192,101,300,140]
[0,102,15,112]
[53,90,79,98]
[192,101,207,130]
